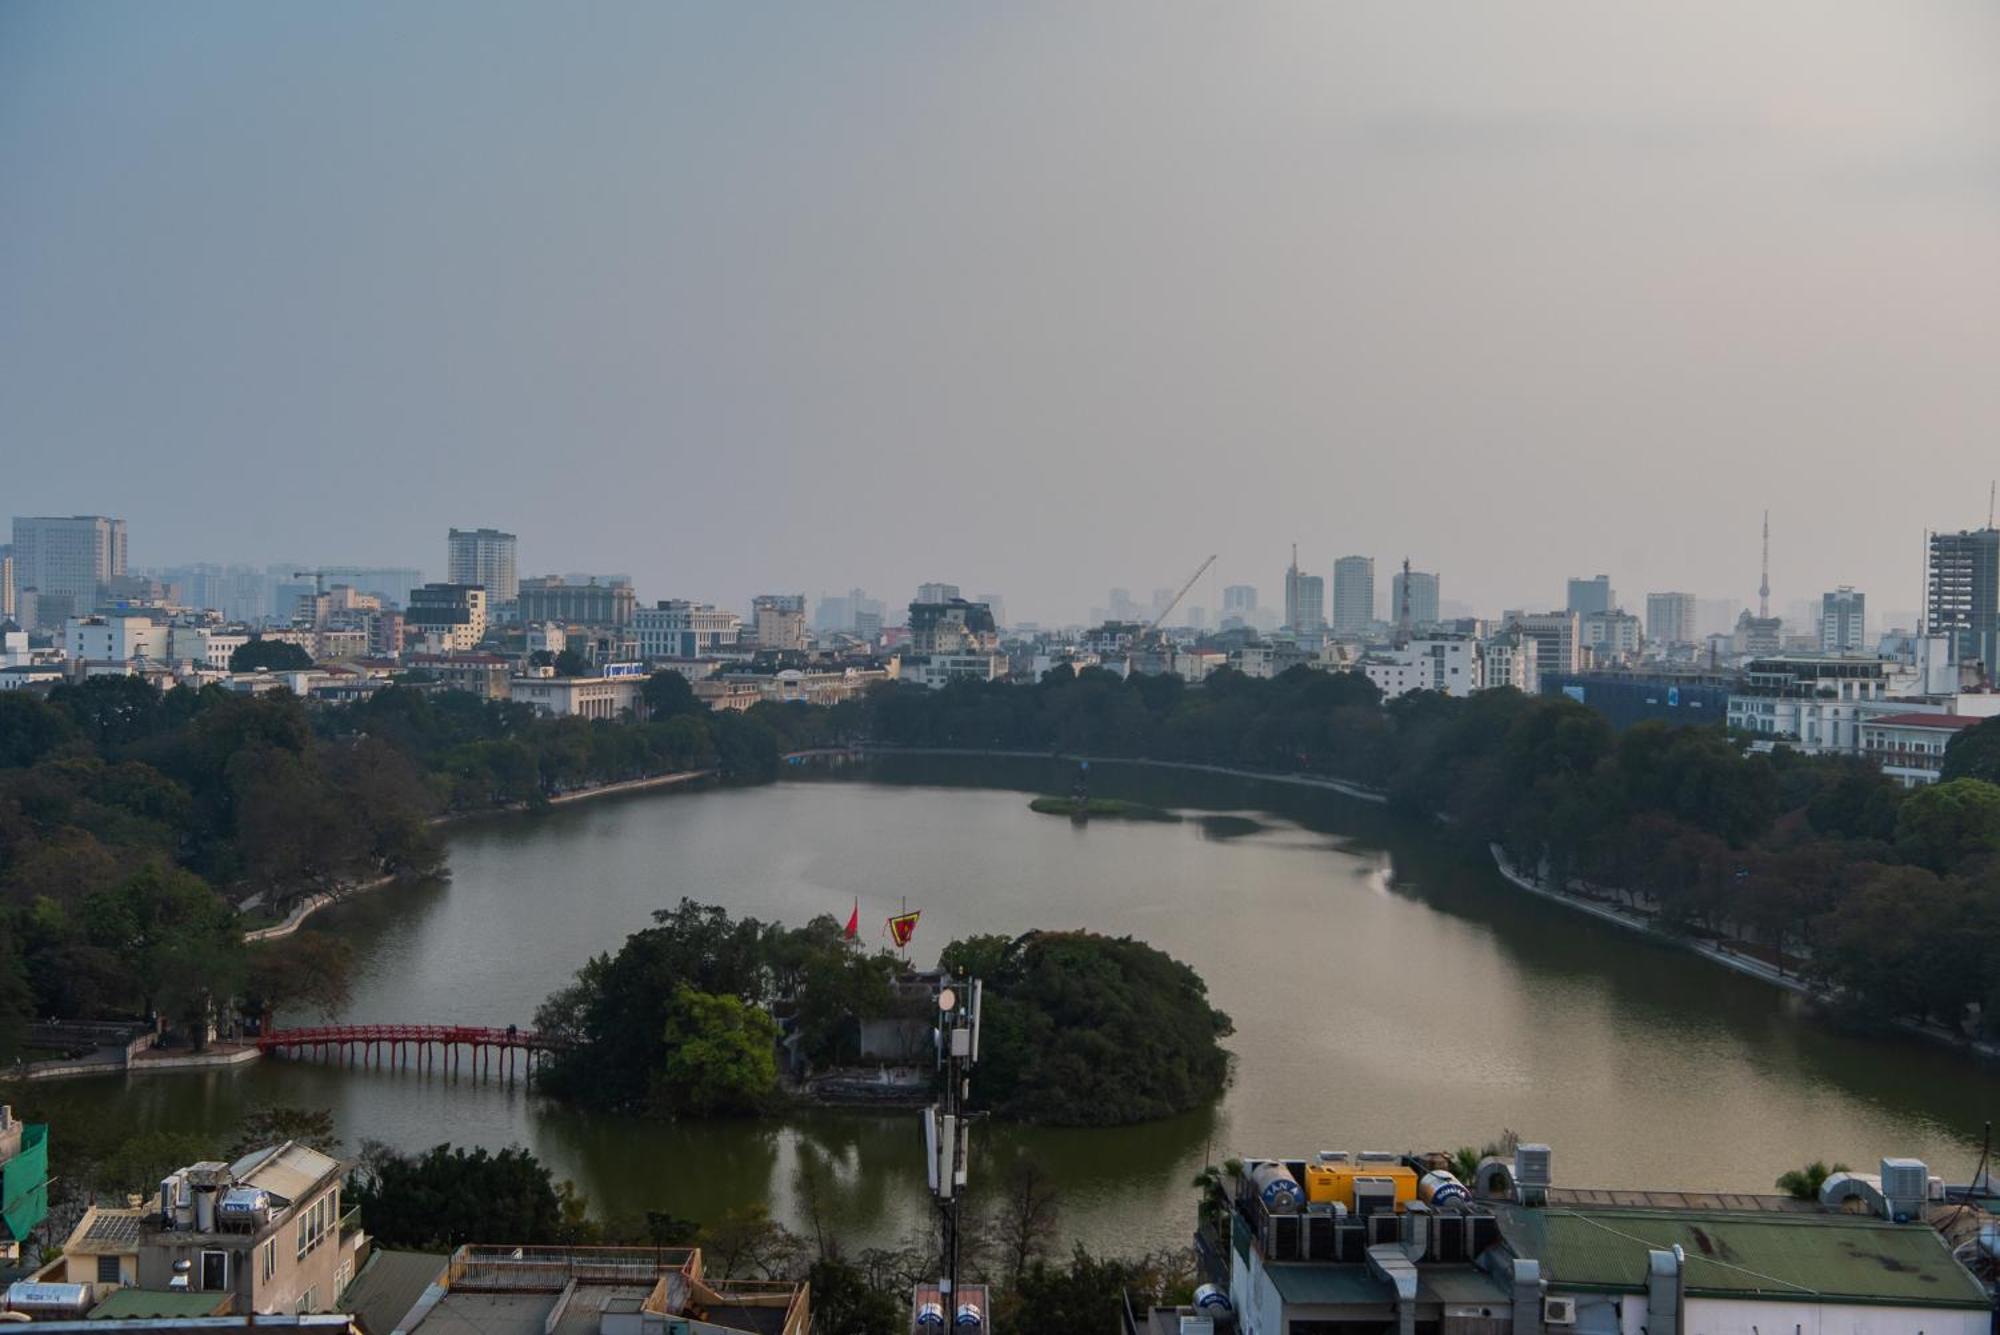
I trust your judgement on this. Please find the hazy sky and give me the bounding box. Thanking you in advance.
[4,3,1996,625]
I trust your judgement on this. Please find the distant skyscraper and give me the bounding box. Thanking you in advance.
[1283,548,1325,633]
[11,515,126,626]
[1565,575,1613,617]
[1390,569,1439,629]
[1928,528,2000,671]
[1645,592,1698,647]
[916,582,960,605]
[1820,587,1866,653]
[975,593,1007,629]
[1332,556,1374,635]
[0,545,12,621]
[1222,585,1258,614]
[447,528,518,602]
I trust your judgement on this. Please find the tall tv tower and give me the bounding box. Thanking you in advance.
[1759,510,1771,619]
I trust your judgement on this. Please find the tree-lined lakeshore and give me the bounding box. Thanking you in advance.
[8,660,2000,1066]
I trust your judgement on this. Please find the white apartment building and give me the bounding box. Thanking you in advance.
[1359,636,1482,700]
[1479,631,1538,694]
[636,601,742,659]
[64,614,166,664]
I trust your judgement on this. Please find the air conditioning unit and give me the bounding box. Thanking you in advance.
[1543,1297,1577,1326]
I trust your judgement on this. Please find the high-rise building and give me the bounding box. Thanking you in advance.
[1928,528,2000,673]
[1645,592,1698,647]
[975,594,1007,629]
[447,528,518,603]
[0,545,12,621]
[1821,587,1867,654]
[11,515,126,626]
[1566,575,1613,617]
[916,583,960,605]
[750,594,808,650]
[1283,553,1325,634]
[1390,570,1440,629]
[1221,585,1258,615]
[1502,610,1582,680]
[1332,557,1375,635]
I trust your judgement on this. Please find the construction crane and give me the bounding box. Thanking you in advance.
[1146,554,1218,635]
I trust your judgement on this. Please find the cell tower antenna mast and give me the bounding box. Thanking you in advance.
[1759,510,1771,619]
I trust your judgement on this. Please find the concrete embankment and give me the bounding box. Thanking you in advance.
[857,745,1389,804]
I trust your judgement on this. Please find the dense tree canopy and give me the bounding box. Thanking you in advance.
[228,638,314,673]
[939,931,1233,1125]
[351,1144,566,1249]
[535,899,911,1115]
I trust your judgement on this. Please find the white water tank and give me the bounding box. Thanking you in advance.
[1248,1162,1303,1214]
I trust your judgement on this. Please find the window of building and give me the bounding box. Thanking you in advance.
[200,1250,228,1292]
[96,1254,121,1284]
[262,1239,277,1282]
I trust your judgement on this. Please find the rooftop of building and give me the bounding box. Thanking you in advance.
[399,1247,806,1335]
[338,1249,449,1335]
[85,1289,235,1320]
[1865,712,1985,730]
[64,1206,144,1254]
[1495,1203,1991,1307]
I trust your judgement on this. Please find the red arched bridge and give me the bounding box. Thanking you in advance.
[256,1024,565,1079]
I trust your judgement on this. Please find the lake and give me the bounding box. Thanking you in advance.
[30,757,2000,1255]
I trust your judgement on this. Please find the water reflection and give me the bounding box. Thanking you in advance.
[20,764,2000,1258]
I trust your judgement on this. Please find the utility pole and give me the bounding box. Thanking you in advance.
[919,978,982,1331]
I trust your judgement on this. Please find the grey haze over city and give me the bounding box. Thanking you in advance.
[4,2,1997,626]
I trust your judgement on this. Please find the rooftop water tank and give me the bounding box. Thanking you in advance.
[1248,1162,1303,1214]
[1419,1170,1470,1207]
[1193,1284,1233,1321]
[5,1284,90,1316]
[218,1187,271,1227]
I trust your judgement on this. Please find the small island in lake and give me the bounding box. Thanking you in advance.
[1028,795,1180,821]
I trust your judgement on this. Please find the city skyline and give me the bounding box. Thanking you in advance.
[5,4,1995,625]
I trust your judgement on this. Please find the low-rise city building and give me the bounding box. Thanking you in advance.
[509,671,646,720]
[403,585,489,655]
[634,601,741,659]
[1861,712,1983,787]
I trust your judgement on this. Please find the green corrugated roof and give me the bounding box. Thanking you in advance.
[87,1289,233,1319]
[1497,1207,1989,1309]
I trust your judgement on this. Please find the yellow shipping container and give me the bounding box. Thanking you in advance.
[1302,1162,1417,1210]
